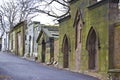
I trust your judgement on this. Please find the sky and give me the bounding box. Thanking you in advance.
[31,0,67,25]
[31,1,66,25]
[0,0,60,36]
[32,14,58,25]
[0,0,62,25]
[0,0,68,36]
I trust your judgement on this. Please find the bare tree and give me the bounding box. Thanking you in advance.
[0,0,38,29]
[0,0,18,29]
[0,0,70,32]
[0,14,5,37]
[35,0,70,18]
[17,0,40,22]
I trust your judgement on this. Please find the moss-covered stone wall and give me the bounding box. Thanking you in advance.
[81,1,109,72]
[9,22,25,56]
[59,0,110,79]
[59,0,82,70]
[37,32,59,64]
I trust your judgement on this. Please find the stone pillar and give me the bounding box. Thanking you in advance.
[109,0,119,69]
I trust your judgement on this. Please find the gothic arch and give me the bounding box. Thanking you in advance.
[41,38,46,63]
[62,34,70,68]
[74,9,84,49]
[86,27,99,70]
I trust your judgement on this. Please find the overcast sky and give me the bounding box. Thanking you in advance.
[0,0,60,25]
[32,13,58,25]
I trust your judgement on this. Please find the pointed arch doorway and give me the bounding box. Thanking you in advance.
[86,27,98,70]
[41,39,46,63]
[62,35,69,68]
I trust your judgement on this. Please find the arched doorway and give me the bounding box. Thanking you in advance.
[62,35,69,68]
[41,39,46,63]
[86,27,97,70]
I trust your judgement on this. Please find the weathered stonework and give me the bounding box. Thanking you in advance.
[37,26,59,65]
[0,38,2,51]
[114,26,120,68]
[59,0,120,79]
[9,21,26,56]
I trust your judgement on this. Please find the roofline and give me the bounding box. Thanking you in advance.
[10,21,27,32]
[36,27,59,43]
[69,0,78,4]
[87,0,108,9]
[58,14,71,23]
[36,29,43,43]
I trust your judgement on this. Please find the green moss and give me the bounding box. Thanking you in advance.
[59,1,81,70]
[81,1,109,72]
[59,0,109,76]
[9,22,25,56]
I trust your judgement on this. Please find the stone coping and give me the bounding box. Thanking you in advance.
[108,69,120,73]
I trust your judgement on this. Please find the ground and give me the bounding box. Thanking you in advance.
[0,51,99,80]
